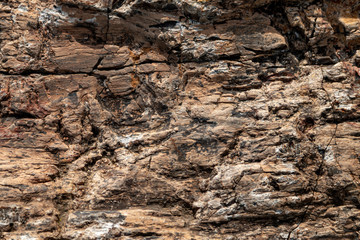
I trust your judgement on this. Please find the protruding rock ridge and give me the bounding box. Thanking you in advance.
[0,0,360,239]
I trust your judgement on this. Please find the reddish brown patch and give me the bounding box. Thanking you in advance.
[131,73,140,88]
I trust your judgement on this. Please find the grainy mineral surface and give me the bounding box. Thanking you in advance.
[1,0,360,239]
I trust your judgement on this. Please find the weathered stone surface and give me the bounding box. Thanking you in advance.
[1,0,360,239]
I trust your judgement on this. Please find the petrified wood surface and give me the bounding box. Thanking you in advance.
[1,0,360,239]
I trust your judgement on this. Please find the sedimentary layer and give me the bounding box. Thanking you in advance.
[1,0,360,239]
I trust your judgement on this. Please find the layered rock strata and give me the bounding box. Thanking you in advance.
[1,0,360,239]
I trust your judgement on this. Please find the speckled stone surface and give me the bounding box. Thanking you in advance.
[1,0,360,239]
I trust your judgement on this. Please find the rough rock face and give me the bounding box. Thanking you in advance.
[1,0,360,239]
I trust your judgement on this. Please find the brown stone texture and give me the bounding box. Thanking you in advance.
[1,0,360,239]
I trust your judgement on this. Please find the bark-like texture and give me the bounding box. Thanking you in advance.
[1,0,360,239]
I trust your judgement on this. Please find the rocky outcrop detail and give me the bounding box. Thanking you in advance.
[1,0,360,239]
